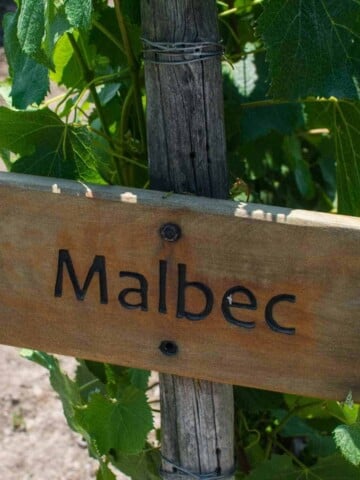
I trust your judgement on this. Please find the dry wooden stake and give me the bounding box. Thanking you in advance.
[141,1,235,479]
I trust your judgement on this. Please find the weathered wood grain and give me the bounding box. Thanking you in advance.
[0,173,359,402]
[141,1,232,477]
[141,0,228,198]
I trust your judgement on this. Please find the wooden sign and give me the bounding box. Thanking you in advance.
[0,172,359,400]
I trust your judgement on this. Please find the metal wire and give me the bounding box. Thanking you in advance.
[160,455,235,480]
[142,38,224,65]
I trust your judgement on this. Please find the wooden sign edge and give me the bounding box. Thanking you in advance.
[1,171,359,232]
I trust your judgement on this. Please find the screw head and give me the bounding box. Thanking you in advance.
[159,223,182,242]
[159,340,178,356]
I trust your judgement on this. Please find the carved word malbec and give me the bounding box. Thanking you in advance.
[54,250,296,335]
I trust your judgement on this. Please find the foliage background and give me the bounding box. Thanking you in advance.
[0,0,360,478]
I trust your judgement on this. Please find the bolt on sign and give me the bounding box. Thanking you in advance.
[0,173,359,401]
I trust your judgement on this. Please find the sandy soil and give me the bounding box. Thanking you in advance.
[0,346,99,479]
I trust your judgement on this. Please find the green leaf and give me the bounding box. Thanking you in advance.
[0,107,108,183]
[257,0,360,99]
[65,0,93,30]
[283,135,315,200]
[247,455,300,479]
[111,447,161,480]
[308,433,337,458]
[17,0,45,57]
[89,6,127,68]
[0,107,63,155]
[234,386,284,413]
[4,12,49,108]
[96,463,116,480]
[127,369,151,391]
[305,100,360,216]
[334,423,360,466]
[248,453,360,479]
[333,101,360,215]
[69,127,109,184]
[21,350,84,432]
[311,454,360,478]
[75,360,105,402]
[121,0,141,27]
[223,51,304,144]
[75,389,153,455]
[43,4,72,63]
[326,399,360,426]
[273,409,337,458]
[51,31,83,87]
[83,360,107,384]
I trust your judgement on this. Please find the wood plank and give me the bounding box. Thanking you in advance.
[0,172,359,401]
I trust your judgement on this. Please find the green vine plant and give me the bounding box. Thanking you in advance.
[0,0,360,478]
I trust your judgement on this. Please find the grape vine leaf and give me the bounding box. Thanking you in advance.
[65,0,93,30]
[334,423,360,466]
[333,101,360,216]
[3,12,49,108]
[283,135,315,200]
[43,4,72,63]
[234,386,284,413]
[0,107,63,155]
[111,447,161,480]
[17,0,45,57]
[223,51,304,144]
[96,463,116,480]
[247,455,300,479]
[75,389,153,455]
[76,360,106,402]
[257,0,360,100]
[310,454,360,478]
[248,453,360,479]
[305,100,360,216]
[0,107,108,183]
[127,369,151,391]
[51,31,83,88]
[21,350,84,433]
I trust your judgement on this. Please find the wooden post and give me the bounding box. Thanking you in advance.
[141,1,234,479]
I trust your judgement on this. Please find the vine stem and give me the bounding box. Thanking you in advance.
[67,33,111,140]
[113,0,147,152]
[92,19,125,53]
[67,32,122,184]
[241,97,338,109]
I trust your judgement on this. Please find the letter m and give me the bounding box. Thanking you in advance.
[54,250,108,304]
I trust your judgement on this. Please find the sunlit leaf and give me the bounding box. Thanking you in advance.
[4,12,49,108]
[17,0,45,56]
[334,423,360,466]
[75,389,153,454]
[65,0,93,29]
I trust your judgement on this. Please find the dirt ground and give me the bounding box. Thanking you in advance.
[0,48,128,480]
[0,346,100,479]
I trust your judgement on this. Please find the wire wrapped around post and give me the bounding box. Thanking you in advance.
[160,455,235,480]
[142,38,224,65]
